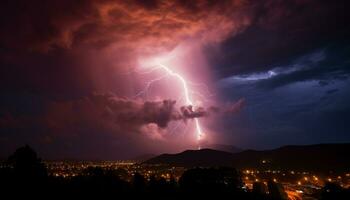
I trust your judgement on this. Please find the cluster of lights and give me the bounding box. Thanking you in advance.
[242,168,350,193]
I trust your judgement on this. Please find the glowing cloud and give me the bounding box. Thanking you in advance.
[135,43,215,148]
[157,63,204,143]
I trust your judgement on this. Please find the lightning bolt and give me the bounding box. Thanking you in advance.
[157,64,203,145]
[135,63,204,149]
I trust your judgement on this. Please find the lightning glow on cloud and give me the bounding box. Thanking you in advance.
[135,44,213,148]
[135,61,205,148]
[157,63,203,143]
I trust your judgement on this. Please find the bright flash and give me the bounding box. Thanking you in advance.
[157,63,204,144]
[137,57,205,148]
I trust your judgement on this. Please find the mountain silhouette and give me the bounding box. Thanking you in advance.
[145,149,234,167]
[144,143,350,172]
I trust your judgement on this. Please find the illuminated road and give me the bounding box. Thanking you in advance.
[286,190,302,200]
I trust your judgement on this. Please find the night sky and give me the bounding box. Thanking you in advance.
[1,0,350,159]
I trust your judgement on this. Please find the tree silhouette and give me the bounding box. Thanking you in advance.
[7,145,47,179]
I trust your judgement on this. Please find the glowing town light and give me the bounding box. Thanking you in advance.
[157,64,203,145]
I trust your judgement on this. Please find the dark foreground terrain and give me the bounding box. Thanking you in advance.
[1,145,349,199]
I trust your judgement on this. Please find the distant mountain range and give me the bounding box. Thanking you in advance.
[144,143,350,172]
[131,144,241,162]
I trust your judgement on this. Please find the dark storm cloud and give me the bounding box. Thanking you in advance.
[0,0,251,53]
[0,93,214,137]
[44,93,213,130]
[180,105,208,119]
[89,94,179,128]
[257,46,350,89]
[210,0,350,78]
[220,43,350,91]
[179,99,246,118]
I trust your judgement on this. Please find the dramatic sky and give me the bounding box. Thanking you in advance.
[1,0,349,159]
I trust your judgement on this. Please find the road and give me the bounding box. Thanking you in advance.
[286,190,302,200]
